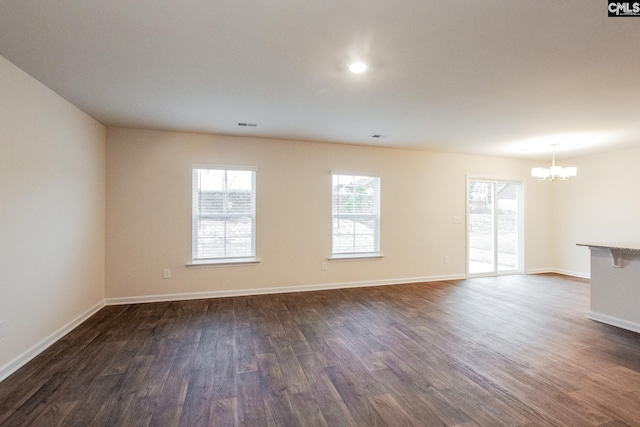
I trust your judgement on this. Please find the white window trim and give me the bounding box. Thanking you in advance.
[191,166,257,263]
[186,257,260,267]
[331,173,381,257]
[328,253,384,261]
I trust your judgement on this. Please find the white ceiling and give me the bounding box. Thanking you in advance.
[1,1,639,159]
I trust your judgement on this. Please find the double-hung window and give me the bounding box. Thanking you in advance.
[192,167,256,263]
[332,173,381,257]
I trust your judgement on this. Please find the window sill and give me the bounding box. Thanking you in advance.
[328,253,384,261]
[186,258,260,268]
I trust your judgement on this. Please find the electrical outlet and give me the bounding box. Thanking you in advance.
[163,269,171,279]
[321,261,328,271]
[452,216,461,224]
[444,256,449,264]
[0,320,5,339]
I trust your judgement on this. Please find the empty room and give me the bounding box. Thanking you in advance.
[2,1,640,426]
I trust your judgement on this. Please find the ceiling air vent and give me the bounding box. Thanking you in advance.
[238,122,258,127]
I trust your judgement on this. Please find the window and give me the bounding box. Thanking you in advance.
[192,167,256,263]
[332,174,380,256]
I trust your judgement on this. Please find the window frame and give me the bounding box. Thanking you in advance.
[190,165,258,266]
[331,172,381,259]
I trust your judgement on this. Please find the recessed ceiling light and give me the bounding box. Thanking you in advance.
[349,61,368,74]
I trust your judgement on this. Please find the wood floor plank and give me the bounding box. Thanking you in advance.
[324,363,388,426]
[269,337,311,395]
[147,353,192,426]
[0,371,69,426]
[89,391,135,426]
[237,371,267,427]
[1,274,640,426]
[255,353,297,426]
[367,393,421,427]
[235,326,259,374]
[179,367,215,426]
[296,353,344,409]
[63,374,127,427]
[208,397,238,427]
[289,392,327,427]
[28,401,77,427]
[137,347,179,398]
[120,396,157,427]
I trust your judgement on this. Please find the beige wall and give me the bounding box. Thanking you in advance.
[0,55,106,376]
[553,145,640,277]
[106,128,553,300]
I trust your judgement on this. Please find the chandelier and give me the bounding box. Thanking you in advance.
[531,144,577,182]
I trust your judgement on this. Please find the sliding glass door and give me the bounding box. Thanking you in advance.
[467,178,523,276]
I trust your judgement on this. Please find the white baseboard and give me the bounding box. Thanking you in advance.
[526,268,590,279]
[105,274,468,305]
[588,312,640,334]
[0,300,106,383]
[525,268,554,275]
[552,268,590,279]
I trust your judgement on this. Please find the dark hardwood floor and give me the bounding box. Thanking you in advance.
[1,274,640,426]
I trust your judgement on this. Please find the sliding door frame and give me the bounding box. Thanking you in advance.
[466,175,525,278]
